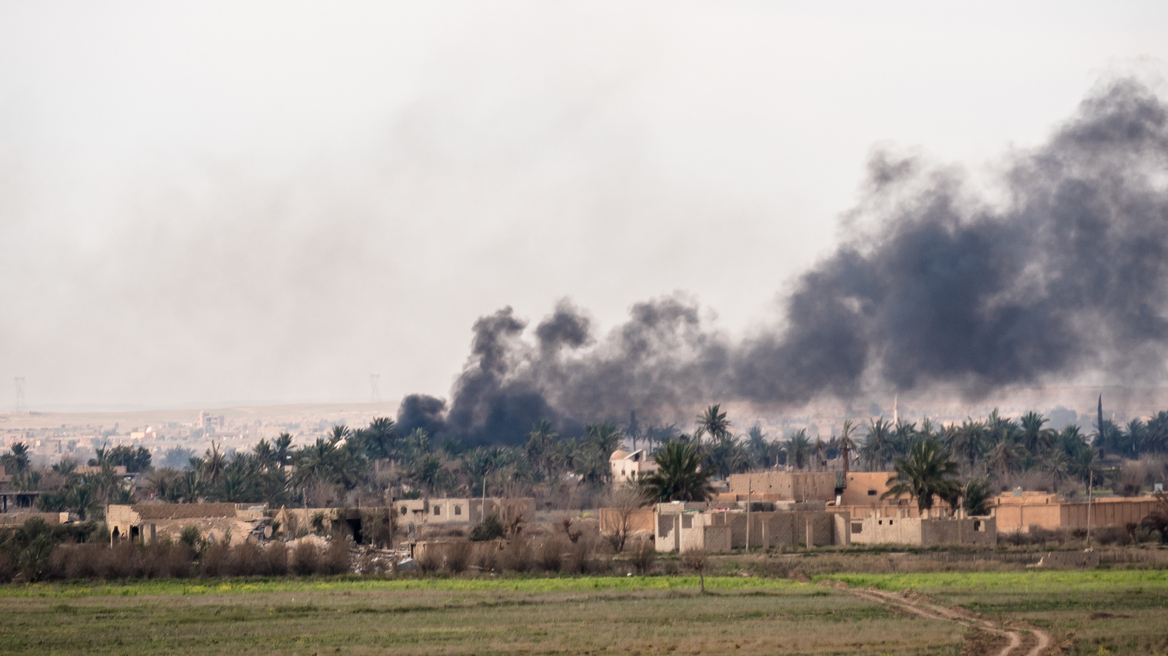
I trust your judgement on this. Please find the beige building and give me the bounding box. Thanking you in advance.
[610,449,657,486]
[727,471,840,502]
[106,503,268,545]
[993,493,1162,533]
[392,497,535,529]
[654,501,851,552]
[850,515,996,547]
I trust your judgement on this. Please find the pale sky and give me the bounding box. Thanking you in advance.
[2,1,1168,409]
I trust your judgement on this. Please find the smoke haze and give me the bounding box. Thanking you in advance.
[415,79,1168,445]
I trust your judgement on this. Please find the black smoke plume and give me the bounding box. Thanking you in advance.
[403,78,1168,446]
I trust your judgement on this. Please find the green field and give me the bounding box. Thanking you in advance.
[1,572,1166,655]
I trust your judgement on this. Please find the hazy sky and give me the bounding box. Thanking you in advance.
[3,2,1168,410]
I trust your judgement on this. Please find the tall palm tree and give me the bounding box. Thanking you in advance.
[987,434,1025,479]
[785,429,812,471]
[860,418,894,471]
[707,433,749,480]
[586,422,623,457]
[202,442,227,484]
[696,405,730,447]
[640,440,715,503]
[274,433,293,469]
[837,420,856,476]
[2,442,31,475]
[881,438,960,518]
[1020,412,1055,456]
[947,419,987,474]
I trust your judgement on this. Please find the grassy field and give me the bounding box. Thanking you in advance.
[1,572,1166,655]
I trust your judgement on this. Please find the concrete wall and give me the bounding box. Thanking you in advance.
[392,498,535,529]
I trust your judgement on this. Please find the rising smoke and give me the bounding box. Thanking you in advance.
[402,78,1168,446]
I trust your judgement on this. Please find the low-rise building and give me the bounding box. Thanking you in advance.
[610,449,657,486]
[654,501,851,552]
[993,493,1162,533]
[106,503,268,545]
[850,515,996,547]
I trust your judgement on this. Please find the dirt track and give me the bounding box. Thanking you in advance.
[845,586,1051,656]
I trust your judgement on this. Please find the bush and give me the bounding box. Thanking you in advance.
[470,514,505,542]
[500,536,532,573]
[201,542,231,578]
[319,538,351,575]
[231,541,264,576]
[417,545,442,574]
[630,539,656,575]
[536,537,564,573]
[265,542,289,575]
[473,542,498,573]
[445,541,472,574]
[291,541,319,575]
[563,537,595,575]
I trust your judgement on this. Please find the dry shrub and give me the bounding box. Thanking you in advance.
[291,541,319,575]
[201,542,231,578]
[445,540,472,574]
[319,538,351,575]
[472,542,498,573]
[682,548,708,593]
[417,544,442,574]
[500,536,532,573]
[536,537,564,573]
[162,542,194,578]
[265,542,288,576]
[94,541,145,580]
[630,538,656,575]
[0,550,14,583]
[563,537,593,574]
[231,541,263,576]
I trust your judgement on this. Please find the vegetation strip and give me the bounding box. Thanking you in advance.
[0,574,800,598]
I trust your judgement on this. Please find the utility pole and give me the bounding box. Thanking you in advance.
[745,477,752,552]
[1086,469,1094,546]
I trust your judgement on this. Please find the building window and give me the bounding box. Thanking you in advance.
[433,505,441,516]
[852,523,862,533]
[974,520,982,532]
[454,505,462,516]
[867,490,877,496]
[400,507,408,516]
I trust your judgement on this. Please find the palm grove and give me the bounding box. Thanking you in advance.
[4,402,1167,522]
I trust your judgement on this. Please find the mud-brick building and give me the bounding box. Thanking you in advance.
[993,493,1162,533]
[654,501,851,552]
[850,515,996,547]
[106,503,268,545]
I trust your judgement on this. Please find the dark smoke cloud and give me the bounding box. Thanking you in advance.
[414,79,1168,446]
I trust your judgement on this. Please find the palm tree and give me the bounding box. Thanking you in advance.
[1044,450,1070,493]
[860,418,894,471]
[640,440,715,503]
[987,434,1024,479]
[2,442,31,475]
[947,420,987,475]
[881,438,960,518]
[707,433,749,480]
[586,422,623,457]
[362,417,398,461]
[961,478,993,516]
[1020,412,1055,456]
[202,442,227,484]
[525,420,558,481]
[696,405,730,447]
[275,433,293,469]
[837,420,857,476]
[785,429,812,471]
